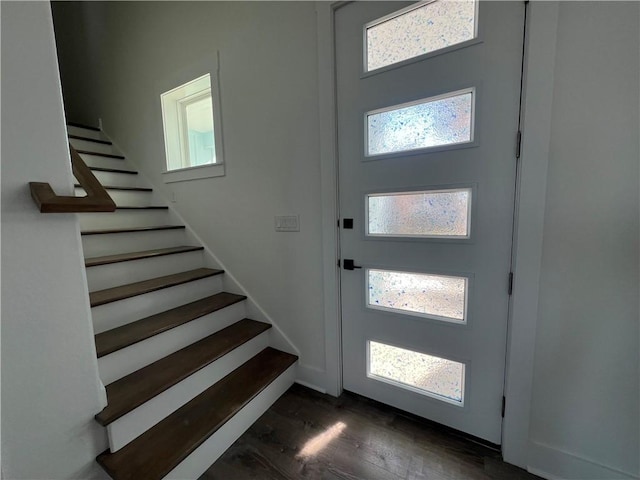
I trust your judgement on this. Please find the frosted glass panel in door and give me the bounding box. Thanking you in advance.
[366,0,477,72]
[367,269,467,322]
[368,341,465,404]
[366,89,474,156]
[367,188,471,238]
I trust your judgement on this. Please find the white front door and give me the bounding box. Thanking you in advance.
[336,0,525,444]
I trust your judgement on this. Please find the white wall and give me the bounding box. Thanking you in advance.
[52,1,328,387]
[527,2,639,479]
[1,2,108,478]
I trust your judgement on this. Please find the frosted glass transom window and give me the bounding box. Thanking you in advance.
[366,89,474,157]
[368,341,465,404]
[367,188,471,238]
[366,0,477,72]
[367,269,467,322]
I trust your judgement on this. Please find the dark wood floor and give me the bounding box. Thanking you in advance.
[200,384,541,480]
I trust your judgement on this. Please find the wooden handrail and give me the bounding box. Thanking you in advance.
[29,143,117,213]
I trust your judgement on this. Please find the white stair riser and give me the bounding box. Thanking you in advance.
[75,187,154,207]
[98,301,246,385]
[91,170,143,188]
[86,250,204,291]
[78,210,171,230]
[92,275,223,333]
[82,229,187,258]
[67,125,105,140]
[70,138,119,155]
[107,332,270,452]
[79,154,127,171]
[166,363,296,480]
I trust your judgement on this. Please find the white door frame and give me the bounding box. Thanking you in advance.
[315,0,560,469]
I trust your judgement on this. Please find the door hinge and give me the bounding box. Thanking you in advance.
[508,272,514,295]
[516,130,522,159]
[501,396,506,417]
[337,259,341,268]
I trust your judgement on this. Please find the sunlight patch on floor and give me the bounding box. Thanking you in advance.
[297,421,347,458]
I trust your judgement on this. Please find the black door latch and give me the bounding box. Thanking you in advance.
[342,259,362,270]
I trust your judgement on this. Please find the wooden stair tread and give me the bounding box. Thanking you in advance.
[67,121,100,131]
[95,292,247,357]
[86,246,204,267]
[95,318,271,426]
[81,225,184,235]
[75,184,152,192]
[76,149,125,159]
[89,166,137,175]
[97,347,297,480]
[69,134,112,145]
[89,268,223,307]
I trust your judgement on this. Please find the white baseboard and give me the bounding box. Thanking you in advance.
[295,363,329,395]
[528,441,639,480]
[295,379,327,394]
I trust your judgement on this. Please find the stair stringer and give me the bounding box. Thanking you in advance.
[104,133,300,360]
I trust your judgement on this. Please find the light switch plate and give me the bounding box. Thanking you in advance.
[275,215,299,232]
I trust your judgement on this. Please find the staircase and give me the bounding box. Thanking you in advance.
[68,123,298,480]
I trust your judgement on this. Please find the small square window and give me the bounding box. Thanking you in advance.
[161,73,224,180]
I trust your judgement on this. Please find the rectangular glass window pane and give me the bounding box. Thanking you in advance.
[366,0,477,72]
[366,90,473,156]
[367,188,471,238]
[185,96,215,166]
[368,341,464,403]
[368,269,467,322]
[162,73,223,172]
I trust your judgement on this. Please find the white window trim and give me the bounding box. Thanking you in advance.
[162,163,225,183]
